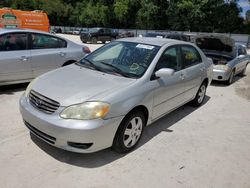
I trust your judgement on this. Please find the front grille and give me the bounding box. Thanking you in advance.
[29,90,60,114]
[24,120,56,144]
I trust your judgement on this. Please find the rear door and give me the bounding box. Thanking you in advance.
[29,33,67,77]
[0,32,32,84]
[180,45,204,101]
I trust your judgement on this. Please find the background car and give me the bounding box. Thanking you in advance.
[195,34,249,85]
[80,27,119,43]
[20,38,213,154]
[145,32,165,38]
[145,32,190,42]
[0,29,90,86]
[117,31,135,38]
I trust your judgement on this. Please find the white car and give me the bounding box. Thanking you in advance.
[0,29,90,86]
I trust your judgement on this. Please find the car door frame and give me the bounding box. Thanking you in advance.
[0,31,32,84]
[236,45,248,74]
[150,44,188,120]
[28,32,68,78]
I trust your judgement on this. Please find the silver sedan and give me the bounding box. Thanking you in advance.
[0,29,90,86]
[20,37,213,153]
[195,35,249,85]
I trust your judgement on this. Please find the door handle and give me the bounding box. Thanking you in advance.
[200,67,205,72]
[20,56,28,61]
[59,52,66,57]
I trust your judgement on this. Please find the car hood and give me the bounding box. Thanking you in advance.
[31,64,136,106]
[195,35,235,57]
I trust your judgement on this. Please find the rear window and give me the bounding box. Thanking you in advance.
[31,34,67,49]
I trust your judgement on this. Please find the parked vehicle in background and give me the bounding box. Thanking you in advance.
[20,37,213,154]
[72,28,81,35]
[0,29,90,86]
[0,8,50,32]
[80,27,119,44]
[145,32,165,38]
[145,32,189,42]
[52,28,62,34]
[117,31,135,38]
[195,34,249,85]
[165,33,189,41]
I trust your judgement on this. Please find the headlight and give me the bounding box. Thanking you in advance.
[60,102,110,120]
[25,79,36,97]
[214,65,231,71]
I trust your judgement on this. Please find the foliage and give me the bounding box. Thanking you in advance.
[0,0,249,33]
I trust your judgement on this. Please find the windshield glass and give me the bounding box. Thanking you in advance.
[78,41,160,78]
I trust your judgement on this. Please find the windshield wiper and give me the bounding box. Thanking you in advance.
[78,59,103,72]
[99,61,132,78]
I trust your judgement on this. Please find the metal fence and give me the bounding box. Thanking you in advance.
[51,26,250,48]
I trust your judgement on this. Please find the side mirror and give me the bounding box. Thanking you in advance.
[155,68,175,78]
[238,54,245,58]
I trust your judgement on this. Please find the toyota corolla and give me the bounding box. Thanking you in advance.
[20,38,213,153]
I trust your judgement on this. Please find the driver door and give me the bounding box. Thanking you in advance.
[152,46,186,120]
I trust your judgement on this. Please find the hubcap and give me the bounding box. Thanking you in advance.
[123,117,143,148]
[198,85,206,104]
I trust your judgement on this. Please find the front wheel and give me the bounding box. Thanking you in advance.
[112,111,145,153]
[239,64,248,76]
[191,82,207,107]
[226,70,235,85]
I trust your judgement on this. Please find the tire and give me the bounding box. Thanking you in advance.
[112,111,145,153]
[226,70,235,85]
[101,41,106,44]
[239,64,248,76]
[190,82,207,107]
[91,37,97,44]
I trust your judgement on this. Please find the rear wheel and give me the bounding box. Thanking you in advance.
[191,82,207,107]
[112,111,145,153]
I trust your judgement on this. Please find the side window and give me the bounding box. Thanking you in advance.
[155,47,182,72]
[238,46,246,56]
[0,33,27,51]
[181,45,202,67]
[99,29,104,34]
[31,34,67,49]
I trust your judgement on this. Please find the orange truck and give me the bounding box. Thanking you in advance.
[0,8,50,32]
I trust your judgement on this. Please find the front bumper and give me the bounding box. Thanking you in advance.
[212,69,231,81]
[19,94,124,153]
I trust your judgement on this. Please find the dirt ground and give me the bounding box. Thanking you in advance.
[0,35,250,188]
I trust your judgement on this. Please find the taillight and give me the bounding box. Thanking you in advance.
[83,47,91,54]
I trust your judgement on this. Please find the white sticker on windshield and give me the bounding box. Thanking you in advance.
[136,44,155,50]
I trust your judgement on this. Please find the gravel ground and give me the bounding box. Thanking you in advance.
[0,35,250,188]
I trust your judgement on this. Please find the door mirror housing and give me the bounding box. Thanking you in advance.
[238,54,245,58]
[155,68,175,78]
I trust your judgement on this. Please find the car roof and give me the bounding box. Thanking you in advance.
[117,37,189,47]
[0,28,71,42]
[0,28,51,34]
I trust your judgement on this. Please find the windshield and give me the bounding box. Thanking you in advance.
[77,41,160,78]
